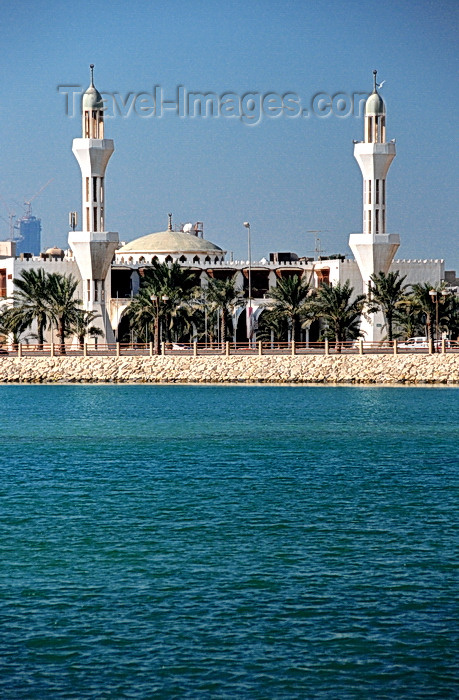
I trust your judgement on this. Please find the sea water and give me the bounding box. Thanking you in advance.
[0,385,457,699]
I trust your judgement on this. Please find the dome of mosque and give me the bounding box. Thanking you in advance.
[117,230,224,255]
[45,246,64,256]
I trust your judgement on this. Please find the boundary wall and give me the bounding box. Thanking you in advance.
[1,355,459,384]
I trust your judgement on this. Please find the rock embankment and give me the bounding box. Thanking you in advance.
[0,355,458,384]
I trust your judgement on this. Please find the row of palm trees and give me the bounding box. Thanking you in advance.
[0,268,102,352]
[1,263,458,352]
[126,262,459,351]
[124,260,366,350]
[126,262,242,349]
[368,271,459,344]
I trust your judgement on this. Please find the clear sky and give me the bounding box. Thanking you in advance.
[0,0,458,269]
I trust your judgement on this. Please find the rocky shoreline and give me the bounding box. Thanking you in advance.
[0,355,458,384]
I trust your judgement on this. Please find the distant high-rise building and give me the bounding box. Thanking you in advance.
[15,214,42,256]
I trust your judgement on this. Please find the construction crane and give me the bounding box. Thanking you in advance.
[23,178,54,217]
[0,194,16,240]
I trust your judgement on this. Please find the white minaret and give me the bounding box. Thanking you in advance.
[68,65,119,342]
[349,70,400,342]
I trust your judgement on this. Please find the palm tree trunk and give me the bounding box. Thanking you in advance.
[58,320,66,355]
[38,322,44,351]
[221,310,226,349]
[335,323,341,353]
[154,316,159,355]
[427,313,435,353]
[387,311,393,342]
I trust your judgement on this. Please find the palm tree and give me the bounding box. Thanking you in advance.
[409,283,439,348]
[11,268,51,348]
[441,293,459,340]
[188,293,220,345]
[265,274,312,342]
[368,270,408,341]
[142,260,199,300]
[72,309,103,350]
[128,260,200,351]
[46,272,81,353]
[0,305,30,345]
[127,287,158,347]
[256,308,289,343]
[205,275,243,346]
[312,281,365,352]
[410,283,458,348]
[392,302,425,340]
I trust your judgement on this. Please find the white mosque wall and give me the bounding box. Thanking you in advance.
[390,259,444,288]
[2,257,82,300]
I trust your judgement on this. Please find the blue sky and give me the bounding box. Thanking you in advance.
[0,0,458,269]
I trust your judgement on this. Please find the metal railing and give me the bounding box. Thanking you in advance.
[1,339,458,357]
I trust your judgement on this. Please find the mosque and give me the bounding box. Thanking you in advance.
[0,67,454,344]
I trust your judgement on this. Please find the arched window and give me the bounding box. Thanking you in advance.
[165,255,173,264]
[139,256,145,263]
[128,256,133,264]
[179,255,187,263]
[152,256,158,263]
[204,256,211,264]
[193,255,200,264]
[214,256,219,264]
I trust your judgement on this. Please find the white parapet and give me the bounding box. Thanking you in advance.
[353,141,396,180]
[72,139,114,177]
[349,232,400,293]
[68,231,119,281]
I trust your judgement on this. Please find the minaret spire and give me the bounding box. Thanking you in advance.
[81,66,104,139]
[348,71,400,342]
[68,67,119,344]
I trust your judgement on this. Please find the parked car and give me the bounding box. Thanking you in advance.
[399,337,428,349]
[434,339,459,349]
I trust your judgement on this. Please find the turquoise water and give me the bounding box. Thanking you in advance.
[0,385,458,699]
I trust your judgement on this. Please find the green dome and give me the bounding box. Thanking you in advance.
[117,230,224,254]
[365,90,385,116]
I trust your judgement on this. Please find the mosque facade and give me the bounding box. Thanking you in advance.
[0,68,453,345]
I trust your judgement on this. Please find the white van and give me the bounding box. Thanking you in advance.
[399,337,428,349]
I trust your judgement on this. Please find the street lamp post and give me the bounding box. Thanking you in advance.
[429,289,438,352]
[243,222,252,344]
[150,294,169,354]
[429,288,450,351]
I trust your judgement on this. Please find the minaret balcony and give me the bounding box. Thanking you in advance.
[354,141,396,156]
[72,138,115,177]
[354,141,396,180]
